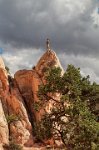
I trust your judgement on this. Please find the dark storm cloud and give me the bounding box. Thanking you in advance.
[0,0,98,56]
[1,0,99,83]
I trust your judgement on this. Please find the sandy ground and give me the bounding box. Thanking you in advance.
[23,147,46,150]
[23,146,66,150]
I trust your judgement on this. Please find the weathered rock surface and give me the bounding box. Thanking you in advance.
[36,49,64,76]
[0,57,34,148]
[0,49,64,149]
[0,57,9,149]
[14,70,35,122]
[9,81,34,146]
[0,57,6,69]
[0,99,9,148]
[0,57,9,92]
[15,50,64,123]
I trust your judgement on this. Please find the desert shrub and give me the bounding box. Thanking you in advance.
[6,114,21,124]
[3,142,23,150]
[34,116,53,141]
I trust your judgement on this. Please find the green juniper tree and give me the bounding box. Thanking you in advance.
[37,65,99,150]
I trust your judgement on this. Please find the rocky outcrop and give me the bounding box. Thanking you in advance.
[8,80,34,147]
[0,57,9,149]
[0,57,34,148]
[0,99,9,149]
[36,49,64,76]
[14,50,64,123]
[0,57,6,69]
[0,57,9,92]
[0,48,64,149]
[33,50,64,121]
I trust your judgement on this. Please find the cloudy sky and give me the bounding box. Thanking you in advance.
[0,0,99,82]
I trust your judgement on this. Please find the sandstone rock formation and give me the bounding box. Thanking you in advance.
[0,99,9,149]
[0,57,6,69]
[36,49,64,76]
[0,48,64,149]
[0,57,9,149]
[15,50,64,123]
[0,56,34,149]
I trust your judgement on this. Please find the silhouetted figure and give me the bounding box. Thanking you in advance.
[46,39,50,50]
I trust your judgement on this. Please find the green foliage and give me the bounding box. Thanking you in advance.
[33,101,43,111]
[5,66,10,73]
[3,141,23,150]
[38,64,99,150]
[38,67,63,101]
[6,114,21,124]
[34,116,53,141]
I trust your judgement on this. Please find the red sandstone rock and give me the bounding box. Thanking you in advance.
[0,49,64,149]
[0,57,34,148]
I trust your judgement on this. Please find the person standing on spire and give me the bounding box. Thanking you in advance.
[46,38,50,50]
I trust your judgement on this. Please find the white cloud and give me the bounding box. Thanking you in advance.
[91,7,99,26]
[58,53,99,83]
[2,48,43,75]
